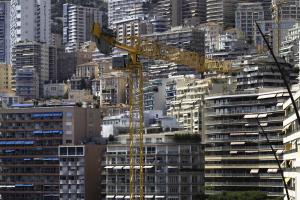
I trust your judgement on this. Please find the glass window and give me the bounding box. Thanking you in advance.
[68,147,76,155]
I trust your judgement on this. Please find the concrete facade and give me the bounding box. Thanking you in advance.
[0,105,101,200]
[59,145,105,200]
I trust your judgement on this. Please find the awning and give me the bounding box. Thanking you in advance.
[104,166,114,169]
[0,185,15,188]
[280,160,286,168]
[145,195,154,198]
[260,123,268,127]
[276,93,284,97]
[267,168,278,173]
[257,94,276,99]
[283,123,291,131]
[276,102,283,107]
[230,151,238,154]
[144,166,154,169]
[115,195,124,199]
[230,142,245,145]
[250,169,259,174]
[245,151,258,153]
[124,196,130,199]
[285,177,291,184]
[114,166,123,169]
[244,114,258,119]
[134,166,141,169]
[106,195,115,199]
[123,166,130,169]
[258,113,268,118]
[245,132,259,135]
[230,133,245,136]
[276,150,284,154]
[155,196,165,199]
[168,166,178,168]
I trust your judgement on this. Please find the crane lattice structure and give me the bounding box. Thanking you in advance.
[91,23,231,200]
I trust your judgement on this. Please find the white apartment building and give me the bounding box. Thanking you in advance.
[282,89,300,200]
[200,22,223,54]
[108,0,147,29]
[10,0,51,48]
[63,3,105,52]
[205,89,293,197]
[0,1,10,63]
[114,18,148,46]
[235,2,264,43]
[280,22,300,73]
[167,77,226,134]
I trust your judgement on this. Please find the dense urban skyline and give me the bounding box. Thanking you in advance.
[0,0,300,200]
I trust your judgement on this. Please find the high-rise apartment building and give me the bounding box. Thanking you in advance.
[204,89,291,197]
[282,88,300,200]
[0,105,101,200]
[114,18,148,46]
[274,0,300,21]
[280,22,300,71]
[57,49,92,82]
[144,26,205,54]
[236,55,298,90]
[235,3,264,43]
[104,128,204,199]
[59,145,105,200]
[10,0,51,48]
[200,22,223,54]
[171,0,206,27]
[206,0,271,29]
[206,0,237,28]
[12,41,50,98]
[63,3,106,52]
[0,1,10,63]
[14,66,39,99]
[167,77,227,134]
[49,46,58,83]
[144,79,167,113]
[108,0,147,28]
[145,61,197,80]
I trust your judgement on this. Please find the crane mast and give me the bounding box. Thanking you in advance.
[91,22,231,200]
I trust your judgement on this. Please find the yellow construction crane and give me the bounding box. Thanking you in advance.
[91,22,231,200]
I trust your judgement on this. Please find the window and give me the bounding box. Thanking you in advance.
[68,147,75,155]
[76,147,84,155]
[60,147,67,155]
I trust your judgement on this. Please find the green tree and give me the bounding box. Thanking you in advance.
[207,191,280,200]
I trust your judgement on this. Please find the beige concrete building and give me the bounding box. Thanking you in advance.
[43,83,70,98]
[0,63,12,93]
[0,105,101,200]
[76,62,100,79]
[68,90,93,103]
